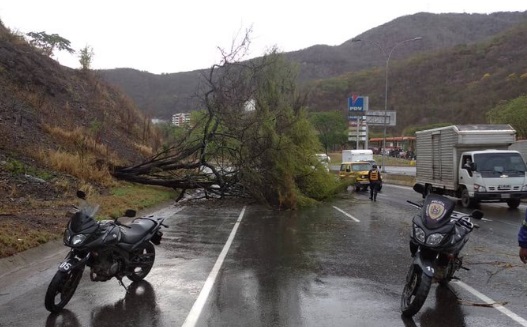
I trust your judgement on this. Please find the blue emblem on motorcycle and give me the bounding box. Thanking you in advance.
[426,200,446,220]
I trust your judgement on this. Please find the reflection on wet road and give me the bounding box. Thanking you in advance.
[2,185,527,326]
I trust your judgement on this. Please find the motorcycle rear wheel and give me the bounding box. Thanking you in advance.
[44,269,84,313]
[401,264,432,317]
[127,241,155,282]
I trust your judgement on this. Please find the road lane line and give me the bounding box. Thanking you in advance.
[453,280,527,326]
[333,206,360,222]
[182,206,247,327]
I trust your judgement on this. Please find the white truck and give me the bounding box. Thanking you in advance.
[416,124,527,208]
[342,149,374,164]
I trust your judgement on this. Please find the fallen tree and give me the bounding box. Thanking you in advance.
[112,33,343,208]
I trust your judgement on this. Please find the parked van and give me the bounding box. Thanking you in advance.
[342,149,373,163]
[339,161,373,191]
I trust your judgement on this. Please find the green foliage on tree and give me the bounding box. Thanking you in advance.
[205,52,344,208]
[26,31,74,57]
[486,96,527,138]
[79,45,94,70]
[309,111,348,153]
[113,47,345,209]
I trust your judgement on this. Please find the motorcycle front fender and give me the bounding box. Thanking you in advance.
[57,252,89,273]
[412,249,435,278]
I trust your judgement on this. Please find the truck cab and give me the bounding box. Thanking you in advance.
[416,124,527,209]
[458,150,527,208]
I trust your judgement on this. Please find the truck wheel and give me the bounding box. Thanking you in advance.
[507,198,521,209]
[460,189,475,208]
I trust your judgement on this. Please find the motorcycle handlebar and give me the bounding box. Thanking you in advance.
[407,199,483,225]
[407,200,422,208]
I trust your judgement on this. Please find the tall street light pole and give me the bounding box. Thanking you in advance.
[352,36,422,172]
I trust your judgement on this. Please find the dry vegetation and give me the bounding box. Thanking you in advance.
[0,177,176,258]
[0,21,175,258]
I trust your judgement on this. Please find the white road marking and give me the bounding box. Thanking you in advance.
[386,184,413,191]
[333,206,360,222]
[453,280,527,326]
[182,206,247,327]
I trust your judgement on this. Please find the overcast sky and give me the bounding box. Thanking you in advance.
[1,1,526,74]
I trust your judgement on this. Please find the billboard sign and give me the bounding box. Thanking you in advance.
[348,96,368,117]
[365,110,396,126]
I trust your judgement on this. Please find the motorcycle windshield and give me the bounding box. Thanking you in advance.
[70,199,99,233]
[421,194,455,229]
[70,212,98,233]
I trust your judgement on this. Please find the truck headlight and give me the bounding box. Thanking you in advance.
[474,184,486,192]
[522,185,527,192]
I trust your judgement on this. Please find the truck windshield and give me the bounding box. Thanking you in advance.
[474,152,526,177]
[351,163,372,171]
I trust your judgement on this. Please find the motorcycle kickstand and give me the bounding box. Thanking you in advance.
[117,277,129,292]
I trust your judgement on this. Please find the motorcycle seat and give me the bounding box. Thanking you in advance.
[119,218,156,244]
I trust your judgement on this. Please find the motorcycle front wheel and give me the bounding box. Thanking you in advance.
[401,264,432,317]
[44,269,84,313]
[127,241,155,282]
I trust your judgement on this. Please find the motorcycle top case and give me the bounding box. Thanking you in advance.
[420,194,455,229]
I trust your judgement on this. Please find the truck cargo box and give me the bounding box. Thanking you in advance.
[416,124,515,189]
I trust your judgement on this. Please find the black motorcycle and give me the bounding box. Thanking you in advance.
[400,184,483,317]
[45,191,168,313]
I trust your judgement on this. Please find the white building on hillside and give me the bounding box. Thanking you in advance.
[172,112,191,127]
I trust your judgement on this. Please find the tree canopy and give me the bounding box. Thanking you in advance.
[26,31,74,57]
[486,96,527,139]
[78,45,94,70]
[112,36,345,209]
[309,111,348,153]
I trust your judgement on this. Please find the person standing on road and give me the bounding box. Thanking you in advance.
[518,210,527,263]
[368,164,382,201]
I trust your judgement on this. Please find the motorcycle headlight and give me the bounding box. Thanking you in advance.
[71,234,87,246]
[414,226,426,243]
[426,233,445,246]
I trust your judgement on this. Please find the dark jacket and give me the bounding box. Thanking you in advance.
[518,210,527,248]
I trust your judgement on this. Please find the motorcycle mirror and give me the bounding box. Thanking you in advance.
[413,183,425,195]
[76,190,86,200]
[470,210,484,220]
[124,209,136,218]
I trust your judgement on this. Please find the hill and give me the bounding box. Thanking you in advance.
[0,21,164,255]
[99,11,527,123]
[309,21,527,135]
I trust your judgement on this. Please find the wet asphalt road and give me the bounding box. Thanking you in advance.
[1,184,527,327]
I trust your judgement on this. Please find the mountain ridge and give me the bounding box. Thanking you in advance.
[99,11,527,123]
